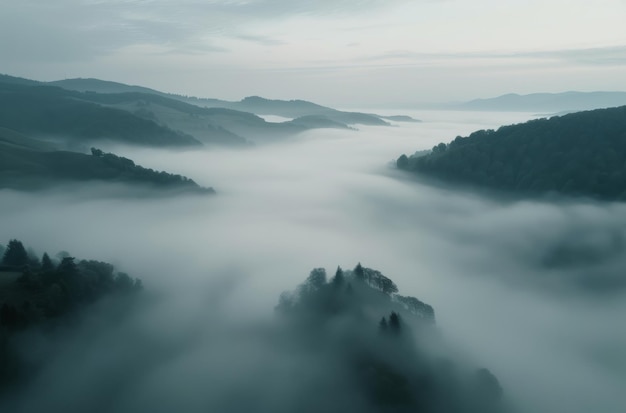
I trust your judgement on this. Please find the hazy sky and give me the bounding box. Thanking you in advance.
[2,0,626,105]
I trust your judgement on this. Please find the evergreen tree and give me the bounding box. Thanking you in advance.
[354,262,365,282]
[379,316,388,332]
[396,154,409,170]
[2,239,28,267]
[389,311,401,333]
[41,252,54,271]
[57,257,78,276]
[332,266,345,288]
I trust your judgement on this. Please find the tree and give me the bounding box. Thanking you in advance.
[332,266,344,288]
[114,272,134,291]
[395,295,435,323]
[365,269,398,295]
[91,147,104,157]
[389,312,401,333]
[2,239,28,267]
[305,268,327,291]
[57,257,78,276]
[41,252,54,271]
[354,263,365,282]
[397,154,409,170]
[432,142,447,154]
[379,316,388,332]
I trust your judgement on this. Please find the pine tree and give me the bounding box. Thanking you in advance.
[41,252,54,271]
[389,311,401,333]
[379,316,388,332]
[354,262,365,282]
[332,266,344,287]
[2,239,28,267]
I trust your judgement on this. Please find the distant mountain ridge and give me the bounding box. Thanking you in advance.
[0,73,422,150]
[451,91,626,112]
[49,77,165,96]
[49,77,420,126]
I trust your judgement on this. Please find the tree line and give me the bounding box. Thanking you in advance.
[0,239,142,331]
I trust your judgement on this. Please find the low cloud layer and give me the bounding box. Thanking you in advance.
[1,111,625,412]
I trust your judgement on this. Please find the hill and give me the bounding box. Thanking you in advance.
[0,251,508,412]
[49,78,165,96]
[397,106,626,201]
[0,130,213,193]
[50,77,421,127]
[219,95,391,126]
[0,74,40,87]
[0,81,201,148]
[451,91,626,113]
[273,264,506,412]
[44,79,344,144]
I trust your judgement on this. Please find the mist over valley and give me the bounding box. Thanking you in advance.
[4,0,626,409]
[1,98,625,412]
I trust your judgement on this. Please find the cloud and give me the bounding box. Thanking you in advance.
[357,45,626,68]
[0,0,414,65]
[519,45,626,66]
[230,33,286,46]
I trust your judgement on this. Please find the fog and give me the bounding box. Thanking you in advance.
[1,110,625,412]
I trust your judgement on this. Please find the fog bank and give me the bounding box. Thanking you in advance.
[1,110,624,413]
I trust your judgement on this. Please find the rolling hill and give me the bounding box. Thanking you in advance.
[3,75,422,147]
[0,128,213,193]
[50,77,421,126]
[0,81,201,148]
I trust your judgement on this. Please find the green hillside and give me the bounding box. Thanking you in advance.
[397,106,626,201]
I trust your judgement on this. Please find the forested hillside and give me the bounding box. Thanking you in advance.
[0,130,213,193]
[273,264,505,412]
[0,239,142,390]
[397,106,626,201]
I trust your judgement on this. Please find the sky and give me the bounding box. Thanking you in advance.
[2,0,626,106]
